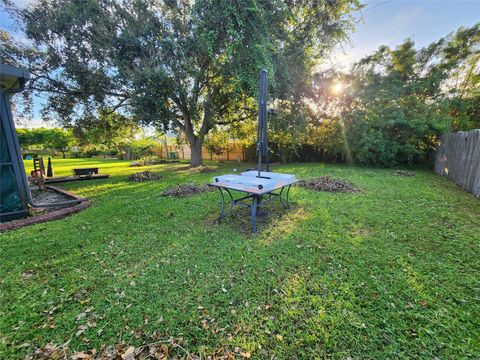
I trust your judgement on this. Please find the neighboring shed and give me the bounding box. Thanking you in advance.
[0,64,30,222]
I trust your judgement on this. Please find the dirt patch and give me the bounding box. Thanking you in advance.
[1,186,90,232]
[393,169,416,177]
[161,183,214,197]
[299,176,360,193]
[127,171,163,182]
[31,188,75,207]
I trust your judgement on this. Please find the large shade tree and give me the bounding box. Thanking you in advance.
[3,0,360,165]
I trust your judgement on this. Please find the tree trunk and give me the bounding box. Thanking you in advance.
[178,104,211,167]
[190,140,203,166]
[164,135,169,160]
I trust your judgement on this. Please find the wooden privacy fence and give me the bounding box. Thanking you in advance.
[157,143,246,161]
[434,129,480,198]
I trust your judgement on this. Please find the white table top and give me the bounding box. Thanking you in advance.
[209,173,297,195]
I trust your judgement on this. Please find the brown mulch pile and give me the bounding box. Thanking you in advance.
[393,169,416,177]
[299,176,360,193]
[127,171,163,182]
[161,183,215,197]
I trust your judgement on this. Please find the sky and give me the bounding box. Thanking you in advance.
[329,0,480,68]
[1,0,479,127]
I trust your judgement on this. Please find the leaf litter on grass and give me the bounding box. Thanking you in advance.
[176,165,217,173]
[298,176,360,193]
[27,337,253,360]
[127,171,163,182]
[161,183,215,197]
[393,169,416,177]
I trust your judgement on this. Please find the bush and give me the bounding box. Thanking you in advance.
[79,144,104,157]
[128,139,156,159]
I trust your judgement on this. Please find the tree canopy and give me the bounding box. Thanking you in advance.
[3,0,361,165]
[16,127,75,157]
[313,23,480,167]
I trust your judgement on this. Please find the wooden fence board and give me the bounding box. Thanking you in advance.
[435,129,480,198]
[157,143,245,161]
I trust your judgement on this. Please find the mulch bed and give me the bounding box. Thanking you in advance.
[393,169,416,177]
[161,183,215,197]
[127,171,163,182]
[298,176,360,193]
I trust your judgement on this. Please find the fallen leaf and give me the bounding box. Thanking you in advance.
[71,352,91,360]
[122,346,135,360]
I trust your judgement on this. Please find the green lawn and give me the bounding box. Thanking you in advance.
[1,159,479,358]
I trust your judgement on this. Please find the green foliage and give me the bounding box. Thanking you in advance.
[204,130,229,158]
[78,143,106,158]
[16,128,36,148]
[74,110,139,157]
[305,118,346,162]
[16,127,75,157]
[228,118,257,148]
[340,24,480,167]
[127,138,157,159]
[268,100,310,162]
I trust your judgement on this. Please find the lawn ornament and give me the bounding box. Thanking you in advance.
[47,157,54,177]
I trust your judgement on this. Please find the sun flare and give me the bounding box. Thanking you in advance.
[331,82,344,95]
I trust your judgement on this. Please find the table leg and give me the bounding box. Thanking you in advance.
[285,184,292,209]
[216,187,234,223]
[251,195,258,233]
[280,184,292,209]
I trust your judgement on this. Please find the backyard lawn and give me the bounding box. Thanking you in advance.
[1,159,479,359]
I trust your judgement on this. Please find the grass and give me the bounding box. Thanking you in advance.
[1,158,479,358]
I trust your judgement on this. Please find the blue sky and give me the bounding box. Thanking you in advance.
[1,0,479,127]
[330,0,480,68]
